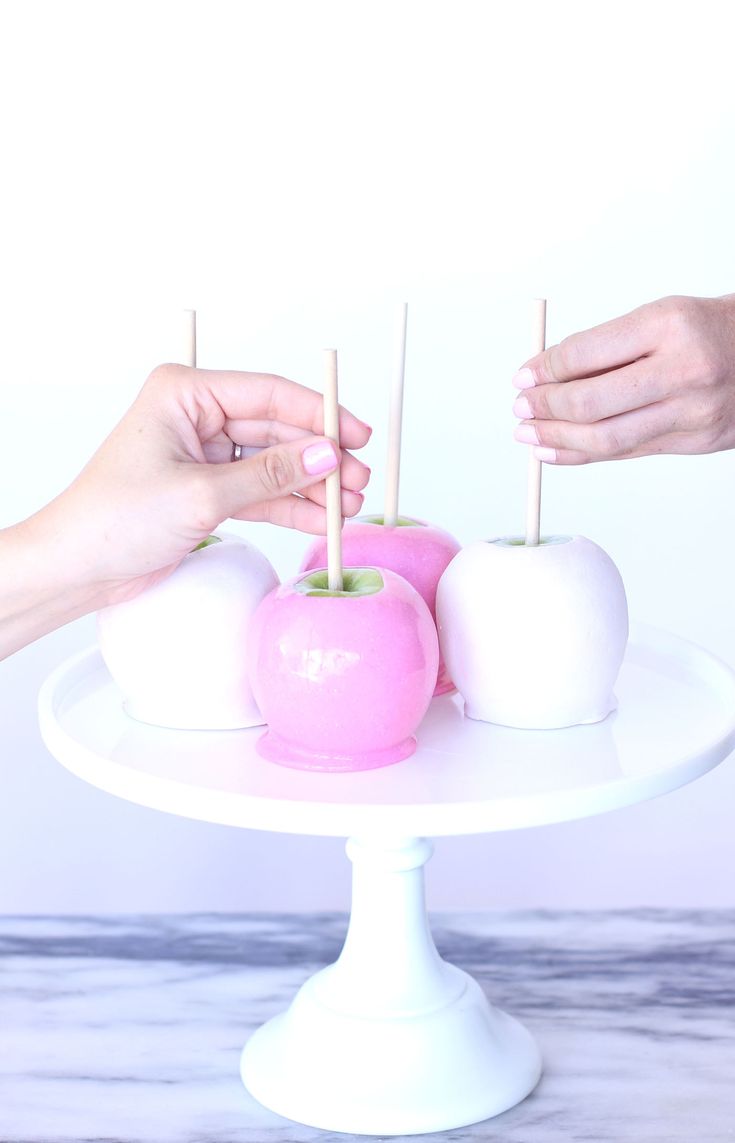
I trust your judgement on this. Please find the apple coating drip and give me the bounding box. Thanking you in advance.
[297,568,385,598]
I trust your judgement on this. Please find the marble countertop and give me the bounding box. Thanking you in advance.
[1,910,734,1142]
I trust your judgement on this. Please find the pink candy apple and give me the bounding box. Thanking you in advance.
[247,566,439,772]
[300,515,461,696]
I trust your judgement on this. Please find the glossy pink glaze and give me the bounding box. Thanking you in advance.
[300,517,461,696]
[247,568,439,772]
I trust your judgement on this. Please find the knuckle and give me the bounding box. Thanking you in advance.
[689,403,709,434]
[186,470,219,530]
[699,405,727,450]
[555,336,576,374]
[549,338,574,381]
[565,384,596,424]
[525,389,546,419]
[700,427,722,453]
[259,448,295,494]
[592,421,624,457]
[660,295,699,338]
[660,300,721,387]
[145,363,182,389]
[259,499,277,524]
[693,345,721,386]
[265,419,282,446]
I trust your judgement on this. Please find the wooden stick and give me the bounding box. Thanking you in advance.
[525,298,547,546]
[323,349,343,591]
[182,309,197,367]
[384,302,408,527]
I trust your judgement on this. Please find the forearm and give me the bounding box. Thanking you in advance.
[0,508,101,660]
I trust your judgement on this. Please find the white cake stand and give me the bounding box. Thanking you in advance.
[38,623,735,1137]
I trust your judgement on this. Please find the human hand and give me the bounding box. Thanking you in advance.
[511,294,735,464]
[35,364,372,608]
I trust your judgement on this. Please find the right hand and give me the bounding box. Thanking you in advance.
[511,294,735,465]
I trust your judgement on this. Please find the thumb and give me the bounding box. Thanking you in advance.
[203,436,340,520]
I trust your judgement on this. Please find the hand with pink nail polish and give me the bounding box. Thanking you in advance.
[511,293,735,465]
[0,365,371,657]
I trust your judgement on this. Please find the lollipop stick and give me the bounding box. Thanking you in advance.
[525,298,547,546]
[182,309,197,367]
[384,301,408,527]
[323,349,343,591]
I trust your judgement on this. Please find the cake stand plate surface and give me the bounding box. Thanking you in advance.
[37,624,735,1136]
[38,623,735,839]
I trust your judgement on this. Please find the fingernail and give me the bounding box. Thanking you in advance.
[303,441,338,475]
[512,368,536,389]
[534,446,557,463]
[513,396,533,419]
[514,424,539,445]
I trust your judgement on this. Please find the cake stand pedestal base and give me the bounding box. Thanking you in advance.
[241,836,541,1136]
[39,632,735,1135]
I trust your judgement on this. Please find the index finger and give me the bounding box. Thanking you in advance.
[514,302,662,387]
[165,366,373,450]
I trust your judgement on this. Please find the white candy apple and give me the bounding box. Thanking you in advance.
[436,534,628,729]
[97,532,279,730]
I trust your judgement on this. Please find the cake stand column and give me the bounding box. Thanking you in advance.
[241,835,542,1136]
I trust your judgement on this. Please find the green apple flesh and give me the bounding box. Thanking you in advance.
[361,514,425,527]
[296,568,384,598]
[490,535,572,548]
[192,535,223,552]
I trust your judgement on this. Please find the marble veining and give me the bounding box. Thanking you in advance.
[1,911,734,1142]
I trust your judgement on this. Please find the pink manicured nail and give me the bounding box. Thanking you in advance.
[512,368,536,389]
[303,441,338,475]
[534,446,557,463]
[513,424,539,445]
[513,396,533,419]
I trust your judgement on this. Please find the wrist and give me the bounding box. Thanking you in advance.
[0,505,104,659]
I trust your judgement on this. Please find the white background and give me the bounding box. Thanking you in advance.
[1,0,735,912]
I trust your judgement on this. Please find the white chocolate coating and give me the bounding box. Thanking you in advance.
[436,535,628,729]
[97,533,278,730]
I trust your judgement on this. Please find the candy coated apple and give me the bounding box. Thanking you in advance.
[97,533,278,729]
[247,566,439,771]
[436,534,628,729]
[300,515,460,695]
